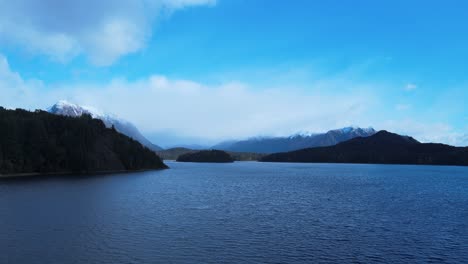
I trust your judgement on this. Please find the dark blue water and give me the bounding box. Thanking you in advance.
[1,162,467,263]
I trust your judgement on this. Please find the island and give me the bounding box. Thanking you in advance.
[176,150,234,163]
[157,147,197,160]
[260,130,468,166]
[0,107,168,177]
[157,147,264,161]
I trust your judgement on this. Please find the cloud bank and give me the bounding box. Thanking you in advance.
[0,54,375,140]
[0,0,215,65]
[0,54,466,146]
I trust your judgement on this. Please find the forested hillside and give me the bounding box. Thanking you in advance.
[177,150,234,163]
[0,107,167,175]
[261,131,468,166]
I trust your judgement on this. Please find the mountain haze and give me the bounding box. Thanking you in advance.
[213,127,376,153]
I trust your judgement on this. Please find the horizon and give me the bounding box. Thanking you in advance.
[1,0,467,146]
[7,100,414,148]
[5,100,457,149]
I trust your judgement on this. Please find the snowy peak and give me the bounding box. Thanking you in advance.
[332,126,376,135]
[288,131,319,139]
[213,126,377,153]
[290,127,375,139]
[48,100,94,118]
[48,100,118,122]
[48,101,163,151]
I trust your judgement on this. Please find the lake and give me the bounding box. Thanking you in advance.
[1,162,467,263]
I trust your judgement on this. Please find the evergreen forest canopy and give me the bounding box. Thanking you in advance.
[177,150,234,163]
[0,107,167,175]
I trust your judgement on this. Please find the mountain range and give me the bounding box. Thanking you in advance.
[260,130,468,166]
[48,101,163,151]
[213,127,376,153]
[3,101,467,169]
[47,101,380,155]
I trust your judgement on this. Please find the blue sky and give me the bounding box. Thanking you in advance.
[0,0,467,146]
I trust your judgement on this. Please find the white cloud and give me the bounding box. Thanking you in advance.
[1,54,465,146]
[0,54,377,141]
[405,83,417,91]
[380,119,467,146]
[0,0,215,65]
[461,135,468,146]
[0,55,46,109]
[48,77,377,140]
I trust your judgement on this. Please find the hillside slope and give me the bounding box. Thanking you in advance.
[261,131,468,166]
[0,107,167,175]
[49,101,163,151]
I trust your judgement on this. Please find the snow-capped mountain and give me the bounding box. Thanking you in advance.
[48,101,163,151]
[213,127,376,153]
[338,126,375,134]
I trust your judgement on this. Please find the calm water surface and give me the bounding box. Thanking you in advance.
[1,162,467,263]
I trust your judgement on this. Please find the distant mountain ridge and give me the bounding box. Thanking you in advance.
[260,130,468,166]
[48,101,163,151]
[213,127,376,153]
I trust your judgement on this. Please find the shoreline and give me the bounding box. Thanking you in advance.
[0,167,168,179]
[258,160,468,167]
